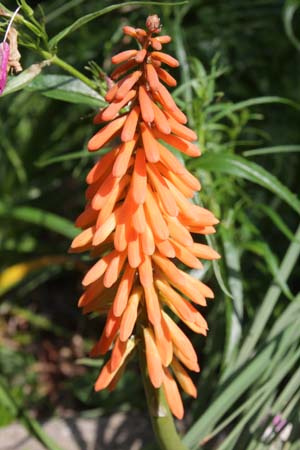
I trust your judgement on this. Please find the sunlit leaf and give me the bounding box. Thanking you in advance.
[1,63,44,97]
[195,153,300,214]
[27,74,105,107]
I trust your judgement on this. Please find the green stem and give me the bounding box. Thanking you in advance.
[39,51,97,90]
[138,347,188,450]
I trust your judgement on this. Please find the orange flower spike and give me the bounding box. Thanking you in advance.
[165,112,198,141]
[122,25,137,38]
[155,238,176,258]
[165,215,194,247]
[121,106,140,142]
[115,70,142,101]
[112,264,136,317]
[155,277,196,323]
[139,85,155,122]
[127,230,142,268]
[103,250,127,288]
[162,368,184,420]
[130,206,145,236]
[131,147,147,204]
[171,358,197,398]
[143,283,161,326]
[112,136,138,177]
[156,67,177,87]
[119,287,142,341]
[144,186,169,240]
[94,338,135,391]
[96,176,130,228]
[90,309,121,356]
[105,82,119,102]
[170,239,203,269]
[70,226,94,251]
[146,63,160,91]
[152,101,171,134]
[150,37,162,50]
[135,48,147,63]
[162,312,198,364]
[109,337,128,372]
[111,59,138,81]
[89,115,127,148]
[156,35,172,44]
[75,206,98,229]
[140,122,160,162]
[100,89,136,122]
[77,278,106,308]
[156,163,195,198]
[86,147,119,184]
[143,327,164,388]
[82,250,116,286]
[191,243,221,260]
[141,223,155,255]
[72,14,220,420]
[151,51,179,68]
[91,173,120,210]
[92,209,119,246]
[153,316,173,366]
[111,49,138,65]
[156,82,178,111]
[138,253,154,287]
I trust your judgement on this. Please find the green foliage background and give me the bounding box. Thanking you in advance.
[0,0,300,449]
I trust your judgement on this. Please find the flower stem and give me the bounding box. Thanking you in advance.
[138,347,189,450]
[39,51,97,90]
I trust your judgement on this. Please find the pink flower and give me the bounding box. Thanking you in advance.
[0,41,9,94]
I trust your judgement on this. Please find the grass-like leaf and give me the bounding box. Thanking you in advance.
[0,203,77,239]
[243,145,300,157]
[0,377,65,450]
[49,1,188,48]
[27,75,105,107]
[283,0,300,51]
[196,153,300,215]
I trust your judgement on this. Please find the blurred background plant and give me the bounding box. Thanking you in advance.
[0,0,299,449]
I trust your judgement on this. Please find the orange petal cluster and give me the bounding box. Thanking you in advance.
[71,15,220,419]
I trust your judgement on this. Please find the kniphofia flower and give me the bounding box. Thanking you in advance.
[71,14,220,419]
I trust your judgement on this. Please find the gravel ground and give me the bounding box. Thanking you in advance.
[0,414,154,450]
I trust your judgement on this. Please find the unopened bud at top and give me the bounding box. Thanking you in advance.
[146,15,161,33]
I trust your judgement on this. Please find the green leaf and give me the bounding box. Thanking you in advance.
[35,146,112,167]
[243,145,300,157]
[271,365,300,413]
[48,1,188,48]
[27,74,105,107]
[210,96,300,122]
[35,150,89,167]
[256,203,299,243]
[222,230,244,366]
[183,322,300,449]
[217,345,300,450]
[242,240,293,300]
[196,153,300,215]
[283,0,300,51]
[0,377,65,450]
[1,63,44,97]
[76,358,104,367]
[0,203,77,239]
[205,233,232,298]
[235,224,300,368]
